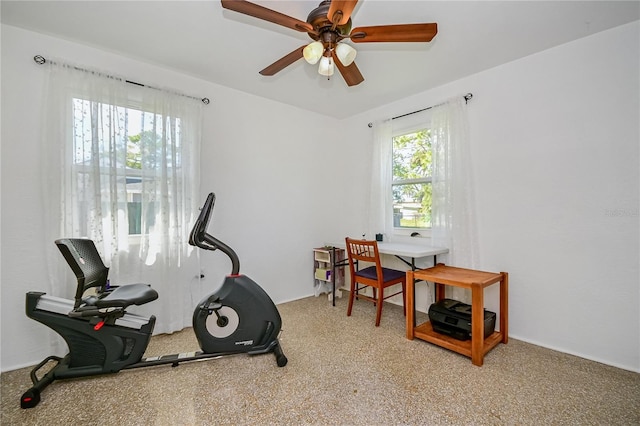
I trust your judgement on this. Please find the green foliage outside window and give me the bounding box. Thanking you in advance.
[392,129,432,228]
[126,130,167,170]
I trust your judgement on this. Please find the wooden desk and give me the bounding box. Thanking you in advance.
[406,264,508,366]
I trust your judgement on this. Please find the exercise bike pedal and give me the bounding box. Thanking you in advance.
[203,301,223,313]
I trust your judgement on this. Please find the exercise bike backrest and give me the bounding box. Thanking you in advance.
[56,238,110,308]
[55,238,158,311]
[189,192,240,276]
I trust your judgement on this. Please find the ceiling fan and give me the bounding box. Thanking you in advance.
[220,0,438,86]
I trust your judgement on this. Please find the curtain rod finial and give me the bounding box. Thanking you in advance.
[34,55,46,65]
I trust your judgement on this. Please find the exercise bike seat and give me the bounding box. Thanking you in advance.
[91,284,158,308]
[55,238,158,311]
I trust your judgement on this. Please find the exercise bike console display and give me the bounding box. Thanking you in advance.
[20,192,287,409]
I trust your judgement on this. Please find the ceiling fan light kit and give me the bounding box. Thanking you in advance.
[303,41,324,65]
[220,0,438,86]
[335,42,356,66]
[304,40,355,76]
[318,55,335,77]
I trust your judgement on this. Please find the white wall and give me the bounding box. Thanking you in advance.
[342,21,640,372]
[2,21,638,373]
[0,24,354,371]
[197,84,361,305]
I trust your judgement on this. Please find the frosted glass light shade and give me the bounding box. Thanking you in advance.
[318,56,335,76]
[335,43,357,66]
[303,41,324,65]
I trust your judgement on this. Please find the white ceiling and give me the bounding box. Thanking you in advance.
[2,1,639,118]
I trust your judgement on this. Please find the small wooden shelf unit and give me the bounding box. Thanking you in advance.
[406,264,508,366]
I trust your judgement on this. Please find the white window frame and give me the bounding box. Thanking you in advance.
[390,112,433,238]
[70,97,184,238]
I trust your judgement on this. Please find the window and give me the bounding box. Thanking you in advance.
[72,98,182,235]
[392,128,432,229]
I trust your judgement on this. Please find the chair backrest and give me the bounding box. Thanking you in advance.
[345,238,383,281]
[55,238,109,308]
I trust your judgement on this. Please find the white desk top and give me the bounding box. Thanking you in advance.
[376,242,448,258]
[331,241,448,259]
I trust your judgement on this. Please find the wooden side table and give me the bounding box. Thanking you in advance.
[406,264,508,366]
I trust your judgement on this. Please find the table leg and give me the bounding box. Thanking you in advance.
[431,256,436,303]
[471,285,484,366]
[435,283,445,301]
[500,272,509,344]
[406,270,415,340]
[331,247,336,307]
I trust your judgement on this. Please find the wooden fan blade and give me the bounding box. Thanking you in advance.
[221,0,313,33]
[259,46,305,76]
[332,51,364,87]
[327,0,358,25]
[350,23,438,43]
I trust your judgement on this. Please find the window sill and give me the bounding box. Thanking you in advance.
[392,228,432,238]
[128,234,143,246]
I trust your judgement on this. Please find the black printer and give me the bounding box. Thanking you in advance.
[428,298,496,341]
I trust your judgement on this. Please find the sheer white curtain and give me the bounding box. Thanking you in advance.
[368,119,393,238]
[431,97,478,299]
[41,60,201,335]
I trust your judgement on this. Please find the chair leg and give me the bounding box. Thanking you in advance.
[347,280,356,317]
[375,287,384,326]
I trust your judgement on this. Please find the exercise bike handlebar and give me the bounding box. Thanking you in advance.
[189,193,240,275]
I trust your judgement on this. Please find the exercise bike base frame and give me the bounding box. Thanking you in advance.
[124,338,286,370]
[21,291,287,409]
[21,338,286,409]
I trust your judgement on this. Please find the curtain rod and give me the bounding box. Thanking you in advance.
[33,55,210,105]
[367,93,473,128]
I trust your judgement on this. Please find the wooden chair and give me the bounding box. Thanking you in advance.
[345,237,406,326]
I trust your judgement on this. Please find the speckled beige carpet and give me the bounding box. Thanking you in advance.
[2,295,639,425]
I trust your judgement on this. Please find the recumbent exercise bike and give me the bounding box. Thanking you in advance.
[20,192,287,409]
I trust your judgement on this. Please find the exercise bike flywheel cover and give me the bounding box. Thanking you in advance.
[206,306,239,338]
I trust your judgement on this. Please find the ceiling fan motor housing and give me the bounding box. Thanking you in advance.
[307,0,352,42]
